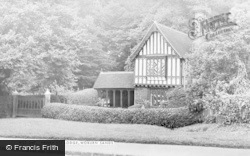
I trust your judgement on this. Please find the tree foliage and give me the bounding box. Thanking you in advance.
[185,1,250,123]
[0,0,248,94]
[186,1,250,96]
[0,1,82,93]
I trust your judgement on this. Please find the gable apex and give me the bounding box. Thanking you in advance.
[129,22,191,61]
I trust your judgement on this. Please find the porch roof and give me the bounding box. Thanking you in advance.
[93,71,134,89]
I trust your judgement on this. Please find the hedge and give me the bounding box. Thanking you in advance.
[50,88,99,106]
[64,88,98,105]
[42,103,202,129]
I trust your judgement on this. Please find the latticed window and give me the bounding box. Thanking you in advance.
[151,89,170,105]
[146,58,166,77]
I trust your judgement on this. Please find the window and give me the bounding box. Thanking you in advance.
[146,57,166,77]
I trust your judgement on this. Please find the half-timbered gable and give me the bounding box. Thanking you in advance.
[134,31,183,86]
[130,22,191,88]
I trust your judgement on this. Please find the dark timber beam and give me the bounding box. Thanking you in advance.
[120,90,123,108]
[113,90,115,108]
[105,90,108,105]
[128,90,130,107]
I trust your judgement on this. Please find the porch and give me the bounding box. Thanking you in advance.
[98,89,134,108]
[93,71,135,108]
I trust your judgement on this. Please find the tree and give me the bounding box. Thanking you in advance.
[186,1,250,96]
[0,1,81,93]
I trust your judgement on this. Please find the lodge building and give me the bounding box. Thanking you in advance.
[93,22,191,107]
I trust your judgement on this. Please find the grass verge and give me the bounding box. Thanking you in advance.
[0,118,250,149]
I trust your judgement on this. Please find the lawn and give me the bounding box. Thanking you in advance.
[0,118,250,149]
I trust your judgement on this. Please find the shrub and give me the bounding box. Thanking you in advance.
[42,103,202,129]
[203,94,250,124]
[65,88,98,106]
[159,87,192,108]
[188,99,204,113]
[51,94,68,103]
[133,99,153,109]
[95,98,107,107]
[133,88,191,109]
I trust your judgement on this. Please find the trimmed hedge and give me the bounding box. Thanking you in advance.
[50,89,99,106]
[65,88,98,106]
[42,103,202,129]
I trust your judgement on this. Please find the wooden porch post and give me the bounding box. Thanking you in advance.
[105,90,108,105]
[120,90,123,108]
[183,61,186,89]
[180,60,183,85]
[113,90,115,107]
[128,90,130,107]
[150,93,153,106]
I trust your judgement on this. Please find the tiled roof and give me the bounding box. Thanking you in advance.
[130,22,192,60]
[93,72,134,89]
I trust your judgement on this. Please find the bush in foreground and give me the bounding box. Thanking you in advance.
[42,103,202,129]
[203,94,250,124]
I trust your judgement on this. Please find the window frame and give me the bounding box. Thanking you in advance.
[146,56,167,78]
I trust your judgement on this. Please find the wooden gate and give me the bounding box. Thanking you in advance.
[12,89,51,118]
[16,95,45,117]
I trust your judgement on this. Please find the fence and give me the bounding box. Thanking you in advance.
[0,89,51,118]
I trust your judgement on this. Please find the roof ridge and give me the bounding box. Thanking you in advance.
[155,22,187,36]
